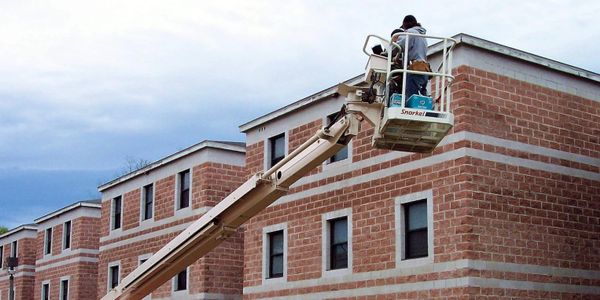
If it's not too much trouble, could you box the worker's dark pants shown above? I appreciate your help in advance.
[405,74,428,101]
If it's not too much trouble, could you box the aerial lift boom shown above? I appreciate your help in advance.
[103,32,456,300]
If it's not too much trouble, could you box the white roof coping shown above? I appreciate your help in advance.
[98,140,246,192]
[239,33,599,133]
[34,200,101,224]
[0,224,37,240]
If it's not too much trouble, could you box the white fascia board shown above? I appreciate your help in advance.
[98,140,245,192]
[238,75,364,133]
[0,225,37,241]
[34,202,101,224]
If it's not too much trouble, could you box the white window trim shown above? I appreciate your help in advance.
[322,208,352,277]
[395,189,434,268]
[107,260,121,292]
[43,228,52,257]
[174,169,193,213]
[171,266,190,297]
[322,114,353,169]
[59,276,70,300]
[261,223,288,285]
[110,196,124,232]
[263,131,288,171]
[140,183,156,223]
[41,280,50,300]
[62,221,72,251]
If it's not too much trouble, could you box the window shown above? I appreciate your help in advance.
[267,230,284,278]
[327,113,348,163]
[63,221,71,250]
[322,208,352,275]
[269,133,285,168]
[41,283,50,300]
[173,268,187,291]
[329,217,348,269]
[262,223,287,283]
[108,263,120,290]
[142,184,154,220]
[395,190,433,266]
[60,279,69,300]
[11,240,17,257]
[177,170,190,210]
[404,200,428,259]
[111,196,122,230]
[0,245,3,269]
[44,227,52,255]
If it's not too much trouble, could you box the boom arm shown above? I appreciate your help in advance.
[103,99,382,300]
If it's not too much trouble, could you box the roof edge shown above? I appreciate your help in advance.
[450,33,600,82]
[0,224,37,239]
[239,75,363,133]
[98,140,246,192]
[34,200,102,224]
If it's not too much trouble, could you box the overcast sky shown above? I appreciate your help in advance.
[0,0,598,229]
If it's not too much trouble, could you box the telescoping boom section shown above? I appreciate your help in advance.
[103,33,456,300]
[103,103,376,300]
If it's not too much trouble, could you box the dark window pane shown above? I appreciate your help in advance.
[64,221,71,249]
[407,201,427,230]
[144,184,154,219]
[175,269,187,291]
[332,219,348,244]
[404,200,428,259]
[268,230,284,278]
[270,231,283,254]
[113,196,122,230]
[110,266,119,289]
[331,244,348,269]
[61,280,69,300]
[45,228,52,255]
[0,246,3,268]
[11,240,17,257]
[269,134,285,167]
[43,284,49,300]
[406,229,428,258]
[179,171,190,209]
[269,254,283,278]
[329,217,348,270]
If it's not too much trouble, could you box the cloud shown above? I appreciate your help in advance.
[0,0,598,171]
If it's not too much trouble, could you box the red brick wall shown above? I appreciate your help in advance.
[98,161,246,299]
[242,65,600,299]
[0,237,36,300]
[33,261,99,300]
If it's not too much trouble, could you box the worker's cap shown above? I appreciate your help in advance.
[403,15,417,24]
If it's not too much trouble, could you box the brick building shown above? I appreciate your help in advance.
[0,225,37,300]
[33,200,101,300]
[97,140,247,299]
[238,34,600,299]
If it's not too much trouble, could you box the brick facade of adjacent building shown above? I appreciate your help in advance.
[97,141,247,299]
[33,201,101,300]
[239,35,600,299]
[0,226,37,300]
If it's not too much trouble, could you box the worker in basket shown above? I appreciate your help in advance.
[394,15,432,104]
